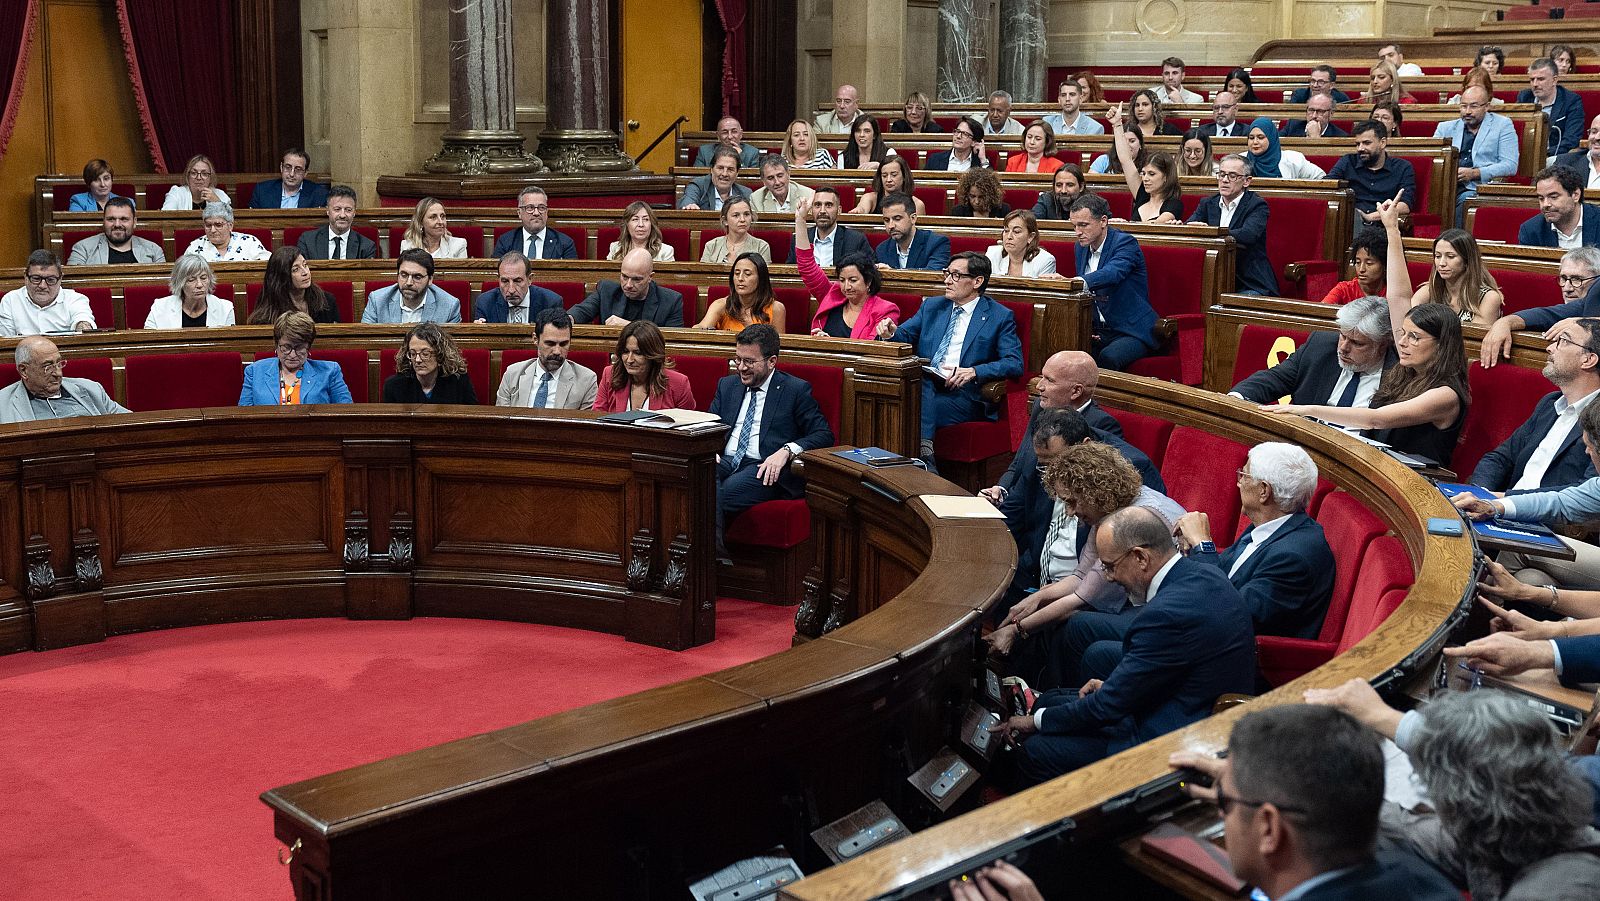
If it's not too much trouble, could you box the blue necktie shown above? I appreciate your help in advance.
[932,306,964,371]
[1335,374,1360,407]
[736,386,760,461]
[533,370,553,408]
[526,232,538,260]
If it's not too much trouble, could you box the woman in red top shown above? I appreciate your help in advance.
[1321,226,1389,304]
[793,205,900,339]
[593,320,696,412]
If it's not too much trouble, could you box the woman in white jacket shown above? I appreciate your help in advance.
[160,154,231,211]
[986,210,1060,279]
[144,254,237,329]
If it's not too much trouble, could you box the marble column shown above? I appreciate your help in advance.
[937,0,985,103]
[422,0,543,174]
[537,0,635,172]
[997,0,1046,102]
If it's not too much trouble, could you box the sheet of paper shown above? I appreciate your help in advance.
[921,494,1005,519]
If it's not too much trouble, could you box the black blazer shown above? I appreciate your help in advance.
[923,150,988,171]
[1188,190,1277,296]
[381,371,479,405]
[491,227,579,260]
[784,224,873,264]
[1196,122,1245,139]
[1295,853,1460,900]
[1191,512,1336,639]
[472,286,564,323]
[709,370,834,496]
[296,224,378,261]
[1471,390,1598,492]
[1230,331,1397,406]
[569,281,684,327]
[1279,119,1348,138]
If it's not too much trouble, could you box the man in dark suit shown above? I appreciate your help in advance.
[1553,113,1600,185]
[1280,94,1349,138]
[1070,193,1157,371]
[1472,318,1600,492]
[1196,91,1241,139]
[296,185,377,260]
[872,193,951,272]
[1287,65,1353,104]
[678,147,754,211]
[1518,57,1587,156]
[1030,166,1086,221]
[248,149,329,209]
[1188,154,1277,296]
[985,350,1130,508]
[784,188,870,266]
[922,117,990,172]
[691,117,762,168]
[472,252,563,324]
[568,248,684,327]
[876,251,1021,462]
[992,506,1256,787]
[1169,706,1461,901]
[710,324,834,549]
[490,186,579,260]
[1230,295,1396,408]
[1519,165,1600,249]
[1175,442,1336,639]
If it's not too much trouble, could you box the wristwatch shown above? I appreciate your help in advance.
[784,442,802,457]
[1188,541,1216,556]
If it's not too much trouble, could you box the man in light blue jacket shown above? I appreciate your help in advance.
[361,248,462,324]
[1433,85,1519,223]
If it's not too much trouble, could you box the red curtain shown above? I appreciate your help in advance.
[712,0,747,121]
[114,0,240,173]
[0,0,40,160]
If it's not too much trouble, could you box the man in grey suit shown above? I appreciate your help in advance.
[496,307,598,409]
[0,336,129,423]
[296,185,377,260]
[360,248,462,324]
[569,248,684,327]
[678,146,753,211]
[66,198,165,266]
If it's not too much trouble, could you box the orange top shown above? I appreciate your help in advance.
[279,375,302,405]
[1005,154,1065,174]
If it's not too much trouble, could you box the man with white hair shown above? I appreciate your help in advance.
[1229,294,1396,411]
[983,90,1023,136]
[1174,442,1336,639]
[0,336,128,423]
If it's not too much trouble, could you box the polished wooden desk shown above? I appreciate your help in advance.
[0,409,722,655]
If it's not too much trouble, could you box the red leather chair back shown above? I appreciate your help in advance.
[1104,406,1174,469]
[1470,205,1534,244]
[1313,490,1387,639]
[668,354,732,410]
[1457,361,1550,480]
[124,352,245,411]
[1336,535,1414,654]
[1159,426,1249,545]
[780,362,845,436]
[1230,324,1310,389]
[78,287,114,329]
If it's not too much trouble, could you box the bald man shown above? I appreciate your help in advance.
[568,247,685,327]
[815,84,860,134]
[0,336,128,423]
[693,117,762,168]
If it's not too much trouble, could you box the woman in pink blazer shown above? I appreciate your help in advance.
[593,320,698,412]
[792,205,899,339]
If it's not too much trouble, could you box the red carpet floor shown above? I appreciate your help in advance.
[0,602,796,900]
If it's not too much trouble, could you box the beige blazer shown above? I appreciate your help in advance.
[495,357,598,410]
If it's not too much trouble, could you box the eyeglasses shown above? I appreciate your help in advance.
[407,349,436,360]
[953,129,974,139]
[276,343,310,357]
[1396,329,1434,347]
[518,204,549,213]
[1236,467,1258,483]
[1098,543,1152,573]
[25,359,65,373]
[1558,273,1599,287]
[24,274,61,287]
[1460,101,1489,111]
[733,355,767,370]
[281,163,308,175]
[1551,333,1599,355]
[1213,788,1309,818]
[1215,171,1247,182]
[942,269,975,281]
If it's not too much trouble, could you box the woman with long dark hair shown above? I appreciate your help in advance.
[840,114,893,171]
[593,320,697,412]
[1411,228,1503,324]
[850,156,926,215]
[696,252,785,332]
[249,246,338,324]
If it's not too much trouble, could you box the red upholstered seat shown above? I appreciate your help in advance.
[750,228,792,264]
[1160,427,1249,545]
[880,291,923,325]
[913,185,948,215]
[668,354,731,409]
[78,287,114,330]
[661,283,701,325]
[1103,406,1174,468]
[1492,266,1564,315]
[1307,478,1336,517]
[1003,188,1039,213]
[1396,154,1442,237]
[1127,243,1208,385]
[1255,490,1386,684]
[1503,5,1553,19]
[543,281,588,309]
[1469,205,1535,244]
[660,228,692,262]
[727,499,811,549]
[378,347,489,403]
[1262,195,1340,300]
[124,352,245,411]
[866,231,890,251]
[704,286,813,334]
[948,234,994,256]
[1336,536,1414,654]
[1567,3,1600,17]
[1103,192,1132,219]
[1230,324,1310,389]
[1457,361,1549,479]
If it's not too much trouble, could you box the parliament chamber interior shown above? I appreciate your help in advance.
[6,0,1600,899]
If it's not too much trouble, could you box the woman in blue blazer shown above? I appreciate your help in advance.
[239,311,354,406]
[68,159,131,212]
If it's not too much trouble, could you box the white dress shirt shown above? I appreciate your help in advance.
[1324,367,1382,410]
[531,368,561,407]
[1084,237,1106,274]
[1041,502,1079,584]
[985,118,1024,136]
[1217,195,1242,228]
[945,154,975,173]
[399,235,468,259]
[1227,513,1292,578]
[1554,211,1586,250]
[1513,389,1598,491]
[0,288,97,336]
[812,228,837,268]
[326,228,356,260]
[399,302,425,324]
[723,370,776,461]
[938,298,979,372]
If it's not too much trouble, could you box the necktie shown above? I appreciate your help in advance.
[932,306,965,372]
[533,370,553,408]
[1227,531,1254,578]
[509,304,525,324]
[1335,373,1360,407]
[736,386,760,461]
[332,236,343,260]
[526,232,539,260]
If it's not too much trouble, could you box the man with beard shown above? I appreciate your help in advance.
[496,306,598,410]
[1480,247,1600,367]
[1519,165,1600,249]
[1326,121,1415,231]
[66,198,165,265]
[1031,166,1087,221]
[990,505,1254,788]
[1229,294,1396,424]
[1471,318,1600,491]
[871,193,950,271]
[360,248,462,323]
[784,188,870,266]
[1434,85,1519,218]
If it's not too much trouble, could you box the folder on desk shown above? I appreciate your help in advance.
[1436,483,1567,554]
